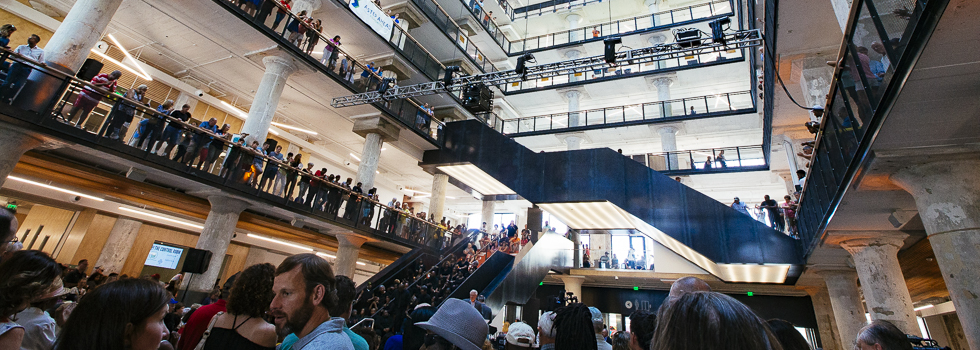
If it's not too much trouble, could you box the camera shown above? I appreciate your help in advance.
[70,195,81,203]
[194,89,204,97]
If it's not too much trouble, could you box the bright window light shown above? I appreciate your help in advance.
[7,176,105,202]
[118,207,203,229]
[247,233,313,251]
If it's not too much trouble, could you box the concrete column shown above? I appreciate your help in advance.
[355,133,384,189]
[892,158,980,349]
[829,0,852,34]
[559,275,585,302]
[591,233,612,267]
[566,14,582,42]
[0,126,47,187]
[481,199,495,231]
[817,268,867,350]
[565,90,582,150]
[242,54,298,145]
[44,0,124,72]
[335,235,368,278]
[186,195,250,297]
[429,174,450,224]
[94,217,142,274]
[644,0,660,27]
[570,230,581,268]
[647,35,668,69]
[650,76,674,117]
[352,116,400,190]
[566,50,582,83]
[804,286,842,350]
[656,126,679,170]
[840,233,920,336]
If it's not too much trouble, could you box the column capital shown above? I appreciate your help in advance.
[647,74,675,89]
[643,0,661,7]
[262,54,299,76]
[647,34,669,46]
[811,266,859,279]
[557,87,589,103]
[564,13,582,25]
[836,232,908,255]
[655,125,679,135]
[891,157,980,234]
[337,234,369,248]
[206,194,251,215]
[351,114,401,142]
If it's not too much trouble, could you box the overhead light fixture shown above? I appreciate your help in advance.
[118,207,203,229]
[356,261,367,266]
[268,129,280,136]
[7,176,105,202]
[914,305,934,311]
[349,153,361,162]
[403,189,431,195]
[316,252,337,259]
[247,233,313,251]
[106,34,152,80]
[381,147,387,151]
[271,122,317,135]
[89,49,152,81]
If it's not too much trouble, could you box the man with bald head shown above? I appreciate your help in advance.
[667,276,711,303]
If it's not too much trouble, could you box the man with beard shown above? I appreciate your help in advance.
[270,254,354,350]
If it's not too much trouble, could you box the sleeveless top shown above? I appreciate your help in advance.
[201,315,274,350]
[0,320,23,337]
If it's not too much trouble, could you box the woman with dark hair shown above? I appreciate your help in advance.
[199,263,277,350]
[400,305,437,350]
[553,303,599,350]
[652,292,783,350]
[611,331,631,350]
[0,250,63,349]
[766,319,812,350]
[55,279,170,350]
[856,320,913,350]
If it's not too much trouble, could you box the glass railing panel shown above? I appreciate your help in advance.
[643,102,664,119]
[551,114,569,130]
[624,105,644,121]
[503,119,519,133]
[728,91,754,109]
[585,109,604,126]
[605,107,625,124]
[838,48,876,126]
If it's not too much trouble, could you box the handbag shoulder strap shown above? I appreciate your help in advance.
[193,311,224,350]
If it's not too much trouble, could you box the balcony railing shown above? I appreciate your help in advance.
[497,91,754,135]
[500,50,744,93]
[629,145,767,174]
[463,0,734,55]
[410,0,501,73]
[213,0,446,140]
[0,50,454,251]
[795,0,944,255]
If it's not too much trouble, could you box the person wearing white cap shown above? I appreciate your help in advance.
[589,307,612,350]
[505,322,536,349]
[414,298,488,350]
[537,311,557,350]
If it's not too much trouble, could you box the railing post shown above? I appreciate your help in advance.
[736,146,742,166]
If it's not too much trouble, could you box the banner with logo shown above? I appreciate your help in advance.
[349,0,394,39]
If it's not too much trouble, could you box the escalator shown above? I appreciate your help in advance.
[440,233,573,320]
[357,230,478,294]
[422,120,803,284]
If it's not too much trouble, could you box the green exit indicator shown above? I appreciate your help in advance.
[633,286,639,291]
[539,282,544,286]
[747,292,754,297]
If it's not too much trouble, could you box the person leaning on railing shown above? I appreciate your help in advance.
[63,70,120,129]
[104,84,147,141]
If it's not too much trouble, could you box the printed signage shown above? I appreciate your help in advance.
[349,0,394,40]
[144,243,184,270]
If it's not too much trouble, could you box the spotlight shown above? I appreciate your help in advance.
[674,28,702,48]
[377,77,395,96]
[603,37,622,64]
[443,66,461,87]
[515,53,535,80]
[709,18,731,44]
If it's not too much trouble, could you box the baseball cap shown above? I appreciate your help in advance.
[506,322,535,347]
[537,311,557,338]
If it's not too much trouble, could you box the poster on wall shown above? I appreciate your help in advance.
[349,0,394,39]
[144,243,184,270]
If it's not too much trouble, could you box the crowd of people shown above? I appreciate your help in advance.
[0,206,925,350]
[729,192,800,238]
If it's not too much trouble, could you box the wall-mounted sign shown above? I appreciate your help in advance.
[145,243,184,270]
[349,0,394,39]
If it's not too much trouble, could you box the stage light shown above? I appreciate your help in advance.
[377,77,394,95]
[604,37,622,64]
[674,28,702,48]
[515,53,535,80]
[710,18,731,44]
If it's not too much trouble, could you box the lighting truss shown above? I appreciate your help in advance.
[331,29,762,108]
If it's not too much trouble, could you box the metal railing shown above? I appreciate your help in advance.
[461,0,734,55]
[795,0,944,255]
[629,145,766,173]
[497,91,753,134]
[410,0,501,73]
[215,0,446,141]
[500,50,744,93]
[0,50,454,251]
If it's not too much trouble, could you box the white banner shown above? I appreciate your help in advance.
[349,0,394,39]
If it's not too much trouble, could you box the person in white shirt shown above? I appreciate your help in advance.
[0,34,45,103]
[15,282,66,350]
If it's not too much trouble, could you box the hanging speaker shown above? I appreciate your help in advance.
[182,248,212,274]
[76,59,104,81]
